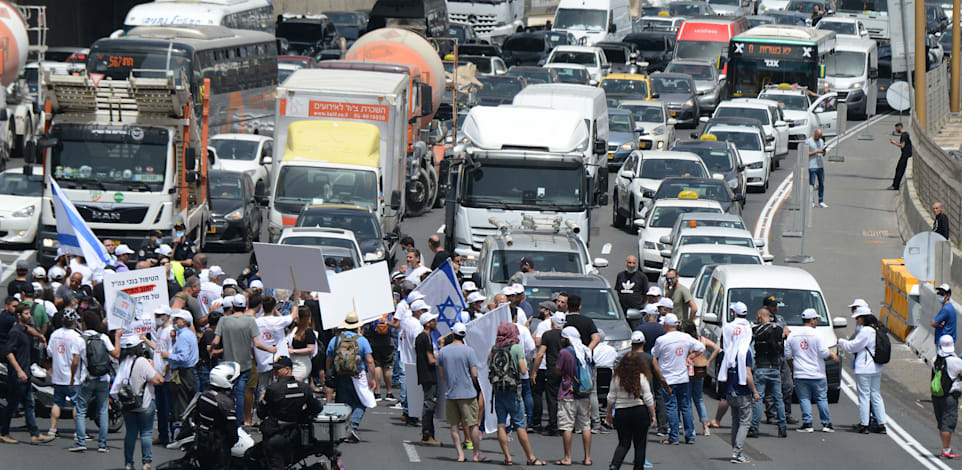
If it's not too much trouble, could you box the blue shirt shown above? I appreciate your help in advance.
[634,320,665,354]
[437,343,481,399]
[935,302,958,344]
[326,331,373,372]
[169,327,199,369]
[806,136,825,169]
[726,351,754,396]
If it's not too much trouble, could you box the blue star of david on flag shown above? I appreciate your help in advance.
[436,296,461,329]
[412,259,467,335]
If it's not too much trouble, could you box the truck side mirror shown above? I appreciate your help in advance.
[207,147,217,167]
[185,171,199,183]
[593,139,606,155]
[185,152,197,171]
[869,68,879,79]
[390,190,401,210]
[608,23,617,33]
[471,272,484,289]
[39,136,61,150]
[419,83,433,117]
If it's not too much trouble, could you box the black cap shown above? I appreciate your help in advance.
[150,229,163,238]
[174,221,186,229]
[763,296,779,307]
[520,257,533,267]
[273,356,294,370]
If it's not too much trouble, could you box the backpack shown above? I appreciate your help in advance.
[374,314,392,336]
[933,356,955,397]
[488,345,521,393]
[867,325,891,365]
[334,332,362,376]
[565,346,594,398]
[84,332,114,378]
[118,357,147,412]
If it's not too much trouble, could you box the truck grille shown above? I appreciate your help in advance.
[469,226,498,250]
[75,205,149,224]
[867,28,885,38]
[449,13,499,34]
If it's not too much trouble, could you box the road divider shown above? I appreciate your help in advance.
[879,258,920,341]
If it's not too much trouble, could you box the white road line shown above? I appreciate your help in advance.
[402,440,422,462]
[437,224,445,233]
[841,370,950,470]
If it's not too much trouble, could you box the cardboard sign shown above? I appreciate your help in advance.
[104,267,170,331]
[110,291,135,325]
[317,262,394,330]
[253,242,331,293]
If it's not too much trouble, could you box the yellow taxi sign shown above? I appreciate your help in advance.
[678,190,699,199]
[444,53,455,61]
[658,10,670,16]
[777,83,793,90]
[700,134,717,141]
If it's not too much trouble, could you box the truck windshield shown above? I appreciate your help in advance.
[554,8,607,31]
[462,164,585,210]
[675,40,728,62]
[50,125,168,191]
[837,0,887,13]
[825,51,867,78]
[87,48,191,84]
[273,166,377,214]
[209,140,259,160]
[490,250,583,283]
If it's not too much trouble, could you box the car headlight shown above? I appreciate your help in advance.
[653,125,666,136]
[375,250,384,259]
[748,162,764,169]
[620,142,634,151]
[657,141,665,149]
[461,255,478,268]
[225,209,243,221]
[852,81,864,89]
[42,237,59,248]
[644,241,656,249]
[607,339,631,352]
[684,99,694,107]
[794,118,808,126]
[12,205,34,217]
[727,179,738,189]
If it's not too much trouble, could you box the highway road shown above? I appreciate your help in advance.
[1,113,957,469]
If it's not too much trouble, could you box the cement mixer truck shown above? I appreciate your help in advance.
[0,2,37,167]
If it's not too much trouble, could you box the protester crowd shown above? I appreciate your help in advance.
[9,228,961,469]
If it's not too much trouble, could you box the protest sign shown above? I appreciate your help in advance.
[317,262,393,330]
[253,242,331,293]
[104,267,169,331]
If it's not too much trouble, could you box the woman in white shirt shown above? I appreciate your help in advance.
[110,337,164,470]
[605,352,656,470]
[838,307,886,434]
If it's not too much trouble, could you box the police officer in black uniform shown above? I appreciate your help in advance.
[257,356,323,469]
[193,361,240,470]
[762,296,798,425]
[138,229,165,262]
[172,221,197,266]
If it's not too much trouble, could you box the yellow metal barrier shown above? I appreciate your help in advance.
[880,258,918,341]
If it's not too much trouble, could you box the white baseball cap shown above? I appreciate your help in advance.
[209,266,225,278]
[250,280,264,289]
[32,266,46,279]
[660,313,680,326]
[500,286,514,296]
[467,292,486,304]
[115,244,135,256]
[940,334,956,356]
[153,305,171,316]
[848,298,869,308]
[233,293,247,308]
[410,300,430,312]
[120,335,144,348]
[631,330,646,344]
[223,278,238,288]
[155,244,173,257]
[172,310,193,324]
[647,286,662,296]
[938,283,952,294]
[551,311,567,327]
[49,266,66,280]
[511,283,525,295]
[452,322,467,336]
[642,304,660,317]
[420,312,438,325]
[408,291,425,302]
[462,281,478,292]
[657,298,674,310]
[730,301,748,317]
[221,296,234,308]
[800,308,819,320]
[851,306,873,318]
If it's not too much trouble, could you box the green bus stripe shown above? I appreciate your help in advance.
[734,37,819,46]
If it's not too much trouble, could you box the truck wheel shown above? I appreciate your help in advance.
[405,168,434,217]
[12,134,23,160]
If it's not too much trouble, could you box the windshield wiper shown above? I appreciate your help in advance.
[126,181,152,192]
[65,178,106,191]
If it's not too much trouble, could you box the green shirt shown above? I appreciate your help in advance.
[23,300,48,331]
[669,284,693,320]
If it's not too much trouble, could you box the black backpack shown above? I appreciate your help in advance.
[84,332,114,377]
[932,355,956,397]
[867,325,891,365]
[488,345,521,393]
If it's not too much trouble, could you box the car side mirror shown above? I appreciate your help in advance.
[668,118,678,126]
[593,257,609,268]
[753,238,765,247]
[712,173,725,180]
[718,73,726,81]
[699,116,709,123]
[261,155,272,166]
[869,68,879,79]
[626,308,642,320]
[762,254,775,262]
[642,188,655,198]
[619,169,633,179]
[390,190,402,210]
[593,139,607,155]
[733,193,745,202]
[659,235,671,244]
[185,151,197,171]
[384,231,399,244]
[635,123,646,133]
[471,272,484,288]
[775,120,788,127]
[833,317,848,328]
[633,218,646,228]
[651,91,660,99]
[690,132,700,139]
[765,145,775,152]
[608,23,617,33]
[702,312,719,324]
[659,249,671,258]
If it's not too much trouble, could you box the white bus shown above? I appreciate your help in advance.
[118,0,274,35]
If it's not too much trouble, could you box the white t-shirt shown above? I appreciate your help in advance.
[43,300,57,319]
[399,316,422,365]
[405,265,431,285]
[198,281,223,316]
[254,316,293,373]
[593,343,617,369]
[518,324,536,379]
[69,260,93,286]
[534,318,552,340]
[784,325,830,379]
[651,330,705,385]
[47,328,84,385]
[395,300,412,323]
[80,330,116,382]
[515,307,528,328]
[153,325,173,380]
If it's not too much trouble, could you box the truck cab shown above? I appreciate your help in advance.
[445,0,525,44]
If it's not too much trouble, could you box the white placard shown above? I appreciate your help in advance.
[253,242,332,293]
[317,262,394,330]
[104,267,170,331]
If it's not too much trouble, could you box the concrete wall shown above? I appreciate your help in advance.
[272,0,377,14]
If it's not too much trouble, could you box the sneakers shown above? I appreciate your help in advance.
[391,403,404,410]
[462,441,475,450]
[68,444,87,452]
[702,423,711,436]
[143,463,152,470]
[877,424,887,434]
[98,447,109,453]
[31,434,55,444]
[746,428,759,438]
[45,429,57,437]
[655,431,668,437]
[778,427,787,438]
[821,424,835,433]
[857,425,870,434]
[942,450,960,459]
[730,455,751,464]
[386,393,396,401]
[125,465,135,470]
[785,416,799,425]
[819,202,828,208]
[0,434,17,444]
[797,423,814,433]
[345,428,360,443]
[644,459,653,468]
[420,437,442,447]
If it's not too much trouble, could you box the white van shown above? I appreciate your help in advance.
[552,0,631,45]
[513,83,610,203]
[696,265,848,403]
[824,36,878,120]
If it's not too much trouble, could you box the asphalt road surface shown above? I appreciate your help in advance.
[2,113,957,469]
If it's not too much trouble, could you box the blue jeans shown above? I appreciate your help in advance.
[124,401,155,467]
[795,378,831,425]
[752,368,786,429]
[689,377,708,422]
[664,382,694,443]
[232,369,251,427]
[808,168,825,203]
[196,364,211,393]
[397,358,408,414]
[0,377,39,436]
[855,373,886,426]
[75,379,109,448]
[155,383,171,441]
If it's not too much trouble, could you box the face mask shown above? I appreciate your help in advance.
[626,267,637,273]
[937,295,946,304]
[155,318,166,328]
[175,231,185,239]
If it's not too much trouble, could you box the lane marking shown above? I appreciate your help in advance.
[437,224,445,233]
[402,440,422,462]
[841,370,950,470]
[601,242,612,255]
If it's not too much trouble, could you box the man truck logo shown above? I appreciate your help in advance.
[89,209,121,221]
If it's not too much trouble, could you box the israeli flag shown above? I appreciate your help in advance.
[50,179,111,270]
[413,259,467,335]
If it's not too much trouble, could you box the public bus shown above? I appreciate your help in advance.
[121,0,275,34]
[673,16,749,75]
[87,25,278,134]
[726,26,836,97]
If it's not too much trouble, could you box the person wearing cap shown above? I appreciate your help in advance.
[399,299,430,425]
[634,304,664,354]
[513,283,535,322]
[533,301,558,341]
[437,322,485,462]
[31,266,46,288]
[651,313,705,444]
[45,308,84,438]
[615,256,649,324]
[785,308,839,433]
[138,230,165,261]
[462,281,479,296]
[258,355,323,467]
[532,311,566,435]
[172,221,198,264]
[749,307,788,438]
[933,284,957,345]
[198,267,225,317]
[656,298,673,317]
[168,310,199,424]
[717,302,759,464]
[635,303,669,437]
[391,282,418,414]
[7,259,30,298]
[664,269,697,323]
[69,312,122,452]
[932,335,962,459]
[20,283,50,336]
[0,303,56,445]
[415,311,442,446]
[428,234,450,270]
[148,305,175,445]
[49,265,66,291]
[462,292,487,322]
[113,244,135,272]
[838,306,887,434]
[645,286,662,308]
[760,295,796,426]
[326,311,377,442]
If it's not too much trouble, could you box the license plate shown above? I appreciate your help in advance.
[670,111,678,116]
[608,153,614,159]
[207,226,217,234]
[639,142,651,149]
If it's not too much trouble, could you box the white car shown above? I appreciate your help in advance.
[612,150,711,228]
[634,197,723,277]
[277,63,302,84]
[659,225,771,264]
[208,134,273,202]
[702,123,773,191]
[543,63,592,85]
[659,243,765,289]
[278,226,366,267]
[815,17,870,39]
[711,99,790,159]
[0,165,42,244]
[757,0,790,13]
[758,86,839,145]
[618,100,676,150]
[545,45,610,85]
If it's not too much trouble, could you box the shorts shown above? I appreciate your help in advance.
[446,397,480,427]
[246,368,259,390]
[53,384,78,408]
[933,393,960,432]
[558,398,590,433]
[372,345,395,369]
[494,390,526,429]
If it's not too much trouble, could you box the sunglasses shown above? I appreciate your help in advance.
[665,277,676,281]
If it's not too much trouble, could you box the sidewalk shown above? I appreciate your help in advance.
[769,113,935,414]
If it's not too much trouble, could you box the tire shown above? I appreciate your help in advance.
[405,167,435,217]
[243,228,254,253]
[612,193,625,228]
